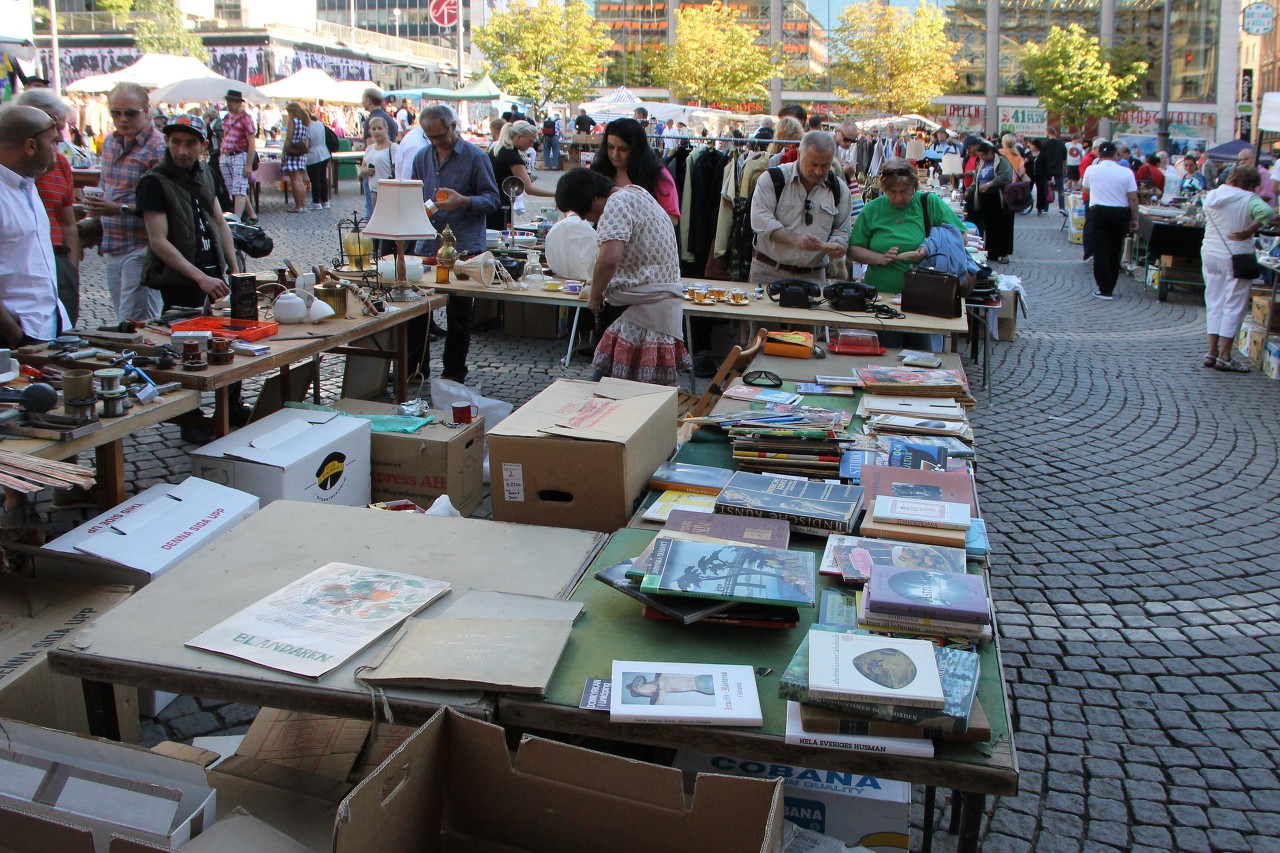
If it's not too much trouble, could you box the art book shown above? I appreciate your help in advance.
[818,535,967,585]
[639,537,817,608]
[783,702,935,758]
[610,660,762,726]
[596,561,737,624]
[886,438,948,471]
[187,563,451,679]
[860,466,978,515]
[866,566,990,624]
[798,694,993,744]
[857,395,965,421]
[858,503,968,549]
[640,490,718,523]
[838,450,889,484]
[855,591,993,641]
[806,629,945,708]
[854,366,969,394]
[648,462,736,496]
[870,496,971,531]
[867,415,970,437]
[780,626,980,733]
[641,604,799,630]
[722,385,803,405]
[878,434,975,460]
[661,510,791,549]
[714,471,864,536]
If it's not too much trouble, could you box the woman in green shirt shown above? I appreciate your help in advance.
[848,158,966,295]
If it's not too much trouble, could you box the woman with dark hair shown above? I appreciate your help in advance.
[555,168,690,386]
[589,117,680,223]
[972,141,1015,263]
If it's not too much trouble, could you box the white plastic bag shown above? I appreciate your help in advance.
[429,378,513,434]
[425,495,461,517]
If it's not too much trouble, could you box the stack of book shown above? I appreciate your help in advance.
[852,366,974,407]
[728,422,851,478]
[595,510,812,629]
[640,461,735,522]
[714,470,864,536]
[860,563,993,641]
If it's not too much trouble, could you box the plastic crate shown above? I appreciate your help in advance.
[168,317,280,341]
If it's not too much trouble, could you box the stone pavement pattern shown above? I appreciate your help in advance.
[53,182,1280,851]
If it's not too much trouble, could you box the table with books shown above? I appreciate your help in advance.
[500,358,1015,853]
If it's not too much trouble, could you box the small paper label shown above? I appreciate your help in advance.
[501,463,524,502]
[579,677,612,710]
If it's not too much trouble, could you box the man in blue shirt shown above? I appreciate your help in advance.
[410,104,500,384]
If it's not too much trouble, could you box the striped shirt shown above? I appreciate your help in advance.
[101,124,166,255]
[34,154,75,248]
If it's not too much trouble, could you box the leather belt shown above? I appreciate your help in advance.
[752,250,823,274]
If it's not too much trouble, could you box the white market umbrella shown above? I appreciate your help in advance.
[152,76,270,106]
[67,54,220,93]
[259,68,347,103]
[579,86,641,111]
[330,80,379,105]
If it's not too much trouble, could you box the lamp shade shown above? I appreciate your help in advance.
[363,180,437,240]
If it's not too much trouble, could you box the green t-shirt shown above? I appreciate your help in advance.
[849,191,967,294]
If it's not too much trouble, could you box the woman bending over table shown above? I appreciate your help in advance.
[589,118,680,224]
[555,168,691,386]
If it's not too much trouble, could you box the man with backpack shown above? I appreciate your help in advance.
[748,130,851,290]
[542,113,562,171]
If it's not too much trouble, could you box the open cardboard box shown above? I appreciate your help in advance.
[333,708,785,852]
[488,378,677,532]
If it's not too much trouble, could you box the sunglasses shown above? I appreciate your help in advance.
[110,108,144,119]
[804,199,812,226]
[743,370,783,388]
[881,166,915,177]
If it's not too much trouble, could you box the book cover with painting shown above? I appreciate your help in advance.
[714,471,864,535]
[818,535,967,584]
[806,629,945,708]
[866,566,990,624]
[639,537,817,608]
[609,660,762,725]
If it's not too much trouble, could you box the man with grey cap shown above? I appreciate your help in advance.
[748,130,851,289]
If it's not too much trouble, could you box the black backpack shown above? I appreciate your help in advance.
[324,123,340,154]
[767,166,845,214]
[543,117,557,136]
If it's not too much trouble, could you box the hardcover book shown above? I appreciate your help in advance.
[783,702,935,758]
[886,438,948,471]
[610,660,763,726]
[641,604,799,629]
[779,625,980,733]
[595,561,737,624]
[661,510,791,549]
[714,471,864,536]
[798,695,993,743]
[870,496,971,531]
[648,462,736,496]
[640,490,718,523]
[860,466,978,515]
[858,505,968,549]
[639,537,817,608]
[866,566,990,624]
[806,629,945,708]
[818,534,967,584]
[856,591,993,640]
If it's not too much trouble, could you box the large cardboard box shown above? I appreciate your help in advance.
[0,718,216,852]
[502,302,571,339]
[331,399,484,515]
[333,708,785,853]
[1263,339,1280,379]
[675,751,910,852]
[487,378,677,532]
[996,288,1021,342]
[191,409,371,508]
[42,478,259,585]
[0,576,137,740]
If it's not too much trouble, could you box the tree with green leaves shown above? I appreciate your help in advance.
[473,0,611,113]
[134,0,208,62]
[1018,24,1147,133]
[828,1,958,115]
[653,1,772,106]
[95,0,135,15]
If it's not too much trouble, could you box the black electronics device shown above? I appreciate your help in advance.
[767,279,822,309]
[823,280,877,312]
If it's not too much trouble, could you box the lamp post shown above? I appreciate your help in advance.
[1156,0,1172,154]
[393,7,401,40]
[49,0,61,94]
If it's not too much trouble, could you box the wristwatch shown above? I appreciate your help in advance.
[119,203,131,217]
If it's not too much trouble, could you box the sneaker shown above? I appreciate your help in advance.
[307,202,323,211]
[321,202,332,209]
[1092,291,1114,300]
[51,485,99,511]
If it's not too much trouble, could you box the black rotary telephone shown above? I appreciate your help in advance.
[767,279,822,309]
[823,280,877,312]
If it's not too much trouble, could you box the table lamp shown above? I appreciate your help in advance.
[362,179,437,302]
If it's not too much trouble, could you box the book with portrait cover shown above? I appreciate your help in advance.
[610,660,762,725]
[866,565,991,624]
[714,471,863,536]
[806,629,945,708]
[818,534,967,584]
[648,462,736,496]
[639,537,817,608]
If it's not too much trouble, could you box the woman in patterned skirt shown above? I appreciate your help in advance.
[554,168,691,386]
[281,101,311,213]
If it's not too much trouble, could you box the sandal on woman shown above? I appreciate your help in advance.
[1203,354,1217,368]
[1214,358,1251,373]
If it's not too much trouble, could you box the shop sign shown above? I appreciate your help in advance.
[1242,2,1275,35]
[1113,109,1216,136]
[1241,68,1254,102]
[943,104,985,134]
[430,0,458,28]
[996,106,1047,136]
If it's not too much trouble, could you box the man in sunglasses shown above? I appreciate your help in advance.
[86,82,166,324]
[749,130,850,291]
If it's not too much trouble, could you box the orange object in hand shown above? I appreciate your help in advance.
[435,189,448,202]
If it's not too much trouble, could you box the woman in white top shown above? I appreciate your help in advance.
[358,116,398,211]
[305,113,333,210]
[1158,153,1180,203]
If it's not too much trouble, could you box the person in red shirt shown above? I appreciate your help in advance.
[16,89,81,326]
[1135,153,1165,200]
[1079,138,1099,180]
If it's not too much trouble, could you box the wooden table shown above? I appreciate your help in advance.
[72,168,101,189]
[18,293,445,435]
[328,150,366,195]
[1,388,200,509]
[47,502,607,738]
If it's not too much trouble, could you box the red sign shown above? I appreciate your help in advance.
[429,0,458,28]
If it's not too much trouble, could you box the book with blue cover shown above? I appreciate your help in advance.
[714,471,864,536]
[639,537,817,608]
[865,566,991,624]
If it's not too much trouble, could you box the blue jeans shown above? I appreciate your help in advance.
[363,178,374,219]
[543,136,560,169]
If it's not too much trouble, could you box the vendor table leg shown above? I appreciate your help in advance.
[95,440,126,509]
[312,355,323,403]
[214,387,231,436]
[395,323,409,402]
[80,679,122,740]
[922,785,937,853]
[562,307,583,369]
[956,792,986,853]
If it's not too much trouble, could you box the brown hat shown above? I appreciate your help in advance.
[226,89,245,102]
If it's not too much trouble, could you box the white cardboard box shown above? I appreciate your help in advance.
[42,477,259,586]
[675,751,910,852]
[191,409,371,508]
[0,718,217,852]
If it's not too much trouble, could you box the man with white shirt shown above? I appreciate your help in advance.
[1080,141,1138,300]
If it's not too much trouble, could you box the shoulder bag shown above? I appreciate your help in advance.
[1205,203,1261,280]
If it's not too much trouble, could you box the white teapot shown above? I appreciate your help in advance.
[272,290,335,325]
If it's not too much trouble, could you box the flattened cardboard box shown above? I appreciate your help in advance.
[487,378,677,533]
[190,408,371,508]
[331,399,484,515]
[334,708,785,853]
[0,576,137,739]
[41,477,259,586]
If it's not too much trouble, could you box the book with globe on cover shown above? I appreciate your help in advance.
[806,629,945,709]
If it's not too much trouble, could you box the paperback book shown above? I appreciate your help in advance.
[867,415,970,438]
[870,496,971,531]
[858,503,968,549]
[639,537,817,608]
[648,462,736,496]
[640,490,718,523]
[798,694,993,743]
[641,604,799,629]
[661,510,791,549]
[856,591,993,641]
[610,660,763,725]
[886,438,948,471]
[818,535,967,584]
[722,385,803,405]
[838,450,889,484]
[857,395,965,421]
[779,625,981,733]
[714,471,864,536]
[783,702,936,758]
[595,561,736,624]
[806,629,945,708]
[878,434,975,460]
[866,565,990,624]
[860,466,978,515]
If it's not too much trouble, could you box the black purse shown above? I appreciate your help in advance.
[1207,208,1261,280]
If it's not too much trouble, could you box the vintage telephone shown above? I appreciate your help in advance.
[823,280,877,312]
[767,279,822,309]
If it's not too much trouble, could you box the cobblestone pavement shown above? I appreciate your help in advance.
[57,181,1280,852]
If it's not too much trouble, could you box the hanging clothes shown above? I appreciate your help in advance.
[684,147,727,277]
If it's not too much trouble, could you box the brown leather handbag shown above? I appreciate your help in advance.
[901,261,963,318]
